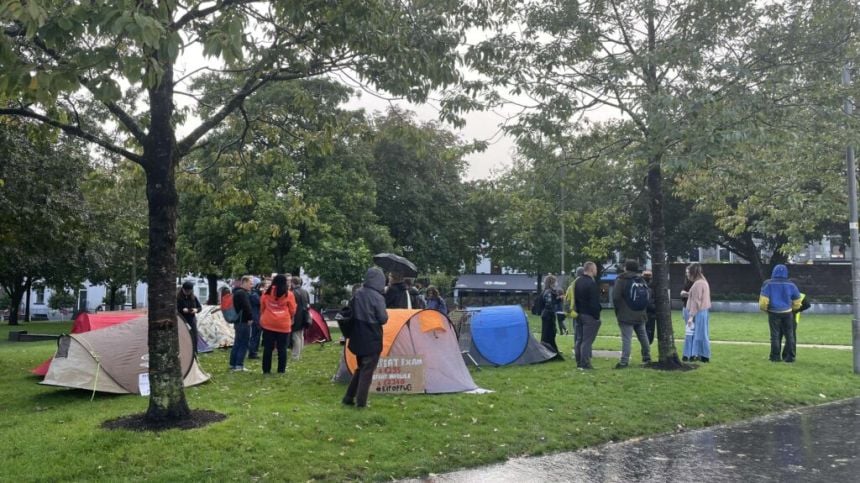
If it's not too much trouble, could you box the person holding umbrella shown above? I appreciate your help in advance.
[385,272,411,308]
[373,253,420,309]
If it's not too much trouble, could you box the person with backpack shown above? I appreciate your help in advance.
[574,262,601,369]
[290,275,311,361]
[611,260,652,368]
[539,274,562,356]
[683,263,712,362]
[260,274,297,374]
[177,280,202,354]
[229,276,256,372]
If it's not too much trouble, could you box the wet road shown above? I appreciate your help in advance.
[409,398,860,482]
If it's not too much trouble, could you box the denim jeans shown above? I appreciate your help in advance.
[248,321,262,357]
[229,321,251,368]
[618,321,651,365]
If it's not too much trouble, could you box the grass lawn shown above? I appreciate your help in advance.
[2,315,860,481]
[533,311,854,346]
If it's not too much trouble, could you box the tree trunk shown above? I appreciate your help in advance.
[143,56,190,423]
[647,158,683,367]
[207,274,219,305]
[131,257,137,309]
[109,284,118,311]
[5,275,25,326]
[24,276,32,322]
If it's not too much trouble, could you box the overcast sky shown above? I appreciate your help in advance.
[341,89,518,181]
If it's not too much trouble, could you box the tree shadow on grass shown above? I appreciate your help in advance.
[102,410,227,432]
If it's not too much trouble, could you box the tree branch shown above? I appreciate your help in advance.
[30,37,148,144]
[0,108,143,164]
[170,0,258,31]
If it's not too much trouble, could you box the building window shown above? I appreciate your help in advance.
[198,286,208,301]
[35,287,45,305]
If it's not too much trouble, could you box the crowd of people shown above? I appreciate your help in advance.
[541,260,809,369]
[176,259,811,410]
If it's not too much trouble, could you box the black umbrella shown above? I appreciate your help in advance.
[372,253,418,278]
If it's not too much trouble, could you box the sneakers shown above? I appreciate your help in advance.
[230,366,249,372]
[614,362,629,369]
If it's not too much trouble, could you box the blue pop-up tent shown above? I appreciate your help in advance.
[456,305,557,366]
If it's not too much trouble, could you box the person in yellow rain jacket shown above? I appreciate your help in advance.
[785,292,811,362]
[759,264,802,363]
[564,266,584,362]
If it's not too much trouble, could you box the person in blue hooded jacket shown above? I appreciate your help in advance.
[759,264,802,362]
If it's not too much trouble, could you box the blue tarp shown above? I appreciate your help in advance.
[468,305,529,366]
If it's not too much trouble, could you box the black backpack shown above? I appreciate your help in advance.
[624,276,650,311]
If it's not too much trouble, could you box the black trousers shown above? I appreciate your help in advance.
[344,352,381,407]
[768,312,795,361]
[262,329,289,373]
[541,310,559,353]
[781,318,798,361]
[645,313,657,345]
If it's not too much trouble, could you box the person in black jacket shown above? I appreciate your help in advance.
[643,270,657,345]
[385,272,411,309]
[343,267,389,408]
[540,275,562,355]
[177,281,202,354]
[229,276,255,372]
[574,262,602,369]
[248,277,262,359]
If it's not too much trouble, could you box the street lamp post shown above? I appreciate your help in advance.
[842,64,860,375]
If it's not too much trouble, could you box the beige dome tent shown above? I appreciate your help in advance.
[41,314,209,394]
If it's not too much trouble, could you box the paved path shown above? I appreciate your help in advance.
[406,397,860,482]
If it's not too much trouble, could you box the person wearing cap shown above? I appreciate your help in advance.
[177,280,202,354]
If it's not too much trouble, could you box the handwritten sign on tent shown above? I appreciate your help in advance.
[372,356,425,394]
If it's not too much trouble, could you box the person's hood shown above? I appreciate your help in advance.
[619,271,640,279]
[771,264,789,279]
[364,267,386,293]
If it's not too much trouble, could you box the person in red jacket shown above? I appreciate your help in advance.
[260,274,297,374]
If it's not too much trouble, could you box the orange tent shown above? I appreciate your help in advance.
[338,309,477,394]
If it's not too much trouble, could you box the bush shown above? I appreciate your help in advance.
[0,291,9,310]
[48,290,77,310]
